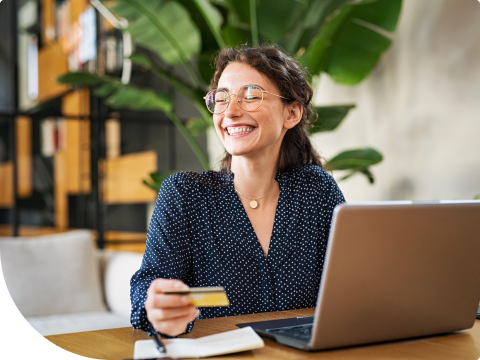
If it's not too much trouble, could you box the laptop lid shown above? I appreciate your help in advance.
[310,202,480,350]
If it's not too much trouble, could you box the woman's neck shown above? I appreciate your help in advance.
[230,155,278,198]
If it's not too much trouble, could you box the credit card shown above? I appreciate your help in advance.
[162,286,230,307]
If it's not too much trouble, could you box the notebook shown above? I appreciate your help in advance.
[237,201,480,351]
[133,327,263,358]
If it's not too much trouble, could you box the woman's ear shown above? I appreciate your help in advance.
[284,101,303,129]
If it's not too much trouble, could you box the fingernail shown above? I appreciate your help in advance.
[175,281,188,289]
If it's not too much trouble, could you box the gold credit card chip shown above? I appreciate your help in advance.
[163,286,230,307]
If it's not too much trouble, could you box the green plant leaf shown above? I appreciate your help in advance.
[108,0,201,65]
[198,50,217,85]
[129,52,210,123]
[279,0,338,54]
[339,167,375,184]
[143,170,175,192]
[328,147,383,170]
[300,0,402,85]
[326,20,391,85]
[222,23,251,46]
[222,0,251,28]
[93,81,118,97]
[299,3,353,80]
[308,105,355,133]
[57,72,106,86]
[255,0,304,43]
[58,72,122,97]
[192,0,225,48]
[352,0,403,33]
[129,53,153,67]
[106,86,172,113]
[186,117,212,137]
[249,0,258,45]
[106,0,163,20]
[165,111,210,170]
[474,194,480,200]
[130,53,205,99]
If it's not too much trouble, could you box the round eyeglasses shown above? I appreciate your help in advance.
[203,85,290,114]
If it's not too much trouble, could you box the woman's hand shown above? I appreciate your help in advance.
[145,278,200,337]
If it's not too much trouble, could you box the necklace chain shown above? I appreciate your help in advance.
[234,181,275,209]
[234,188,272,202]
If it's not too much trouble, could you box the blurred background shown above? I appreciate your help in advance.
[0,0,479,248]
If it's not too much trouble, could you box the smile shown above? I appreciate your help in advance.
[226,126,256,136]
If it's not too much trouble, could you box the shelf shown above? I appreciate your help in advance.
[100,151,158,204]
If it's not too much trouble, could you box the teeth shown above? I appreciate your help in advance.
[227,126,255,135]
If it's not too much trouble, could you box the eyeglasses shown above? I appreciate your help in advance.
[203,85,290,114]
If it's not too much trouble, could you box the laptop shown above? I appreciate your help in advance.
[237,201,480,351]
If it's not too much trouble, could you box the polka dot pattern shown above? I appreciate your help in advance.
[130,165,345,335]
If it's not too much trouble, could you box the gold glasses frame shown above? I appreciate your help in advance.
[203,85,290,114]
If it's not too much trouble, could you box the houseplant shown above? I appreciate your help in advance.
[59,0,402,190]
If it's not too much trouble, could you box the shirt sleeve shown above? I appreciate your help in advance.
[130,174,195,336]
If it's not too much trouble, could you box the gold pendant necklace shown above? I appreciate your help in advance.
[234,186,273,209]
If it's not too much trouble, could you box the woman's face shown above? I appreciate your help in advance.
[213,62,300,161]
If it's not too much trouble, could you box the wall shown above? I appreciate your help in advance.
[312,0,480,201]
[204,0,480,202]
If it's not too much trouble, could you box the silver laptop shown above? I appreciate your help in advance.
[237,202,480,351]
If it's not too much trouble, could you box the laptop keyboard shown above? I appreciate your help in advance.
[266,324,313,340]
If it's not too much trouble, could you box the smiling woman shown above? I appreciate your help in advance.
[210,47,323,174]
[130,46,346,338]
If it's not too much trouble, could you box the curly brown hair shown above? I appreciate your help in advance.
[211,46,324,173]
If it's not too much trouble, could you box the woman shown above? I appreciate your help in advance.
[130,46,345,337]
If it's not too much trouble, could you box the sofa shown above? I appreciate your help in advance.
[0,230,143,336]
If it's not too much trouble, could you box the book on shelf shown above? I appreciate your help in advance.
[41,118,66,157]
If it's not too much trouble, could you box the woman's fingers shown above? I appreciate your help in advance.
[149,278,188,293]
[145,278,200,337]
[147,292,190,308]
[146,278,190,309]
[149,307,200,337]
[148,304,197,321]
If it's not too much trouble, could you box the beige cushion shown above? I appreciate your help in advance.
[104,251,143,317]
[27,311,131,336]
[0,230,106,317]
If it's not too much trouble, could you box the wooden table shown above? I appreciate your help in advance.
[46,308,480,360]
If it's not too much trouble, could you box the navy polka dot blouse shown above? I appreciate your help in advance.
[130,164,345,335]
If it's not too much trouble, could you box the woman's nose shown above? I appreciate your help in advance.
[224,94,242,117]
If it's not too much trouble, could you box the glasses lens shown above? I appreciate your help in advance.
[238,86,263,111]
[206,90,229,114]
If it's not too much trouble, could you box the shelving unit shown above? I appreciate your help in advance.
[0,0,207,253]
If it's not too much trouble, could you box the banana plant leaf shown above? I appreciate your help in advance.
[129,53,205,101]
[107,0,201,66]
[339,167,375,184]
[57,0,402,184]
[106,86,172,112]
[328,147,383,170]
[308,104,355,134]
[300,0,402,85]
[219,0,251,28]
[58,72,172,113]
[255,0,305,43]
[58,72,108,86]
[186,117,212,137]
[143,170,176,192]
[328,147,383,184]
[191,0,225,48]
[59,71,210,169]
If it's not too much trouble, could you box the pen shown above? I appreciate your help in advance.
[152,333,167,354]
